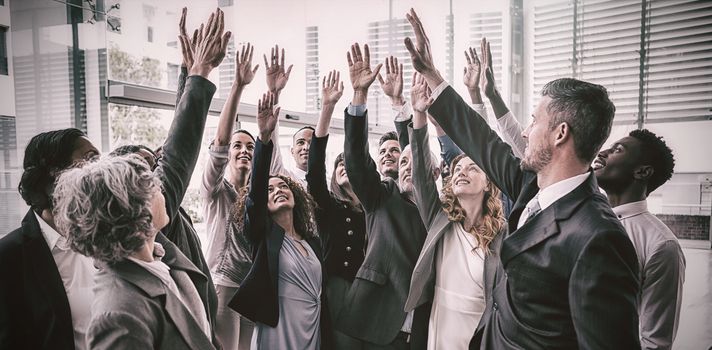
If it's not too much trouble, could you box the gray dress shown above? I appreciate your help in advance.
[252,235,322,349]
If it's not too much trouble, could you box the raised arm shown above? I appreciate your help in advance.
[405,9,529,201]
[175,7,196,106]
[343,43,386,212]
[158,8,228,220]
[409,73,442,229]
[201,43,259,199]
[263,45,297,179]
[308,70,344,208]
[378,56,411,149]
[245,92,280,244]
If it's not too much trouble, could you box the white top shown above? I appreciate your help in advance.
[612,200,685,350]
[35,212,95,350]
[428,223,486,349]
[517,172,590,229]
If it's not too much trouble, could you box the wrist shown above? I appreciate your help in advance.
[189,64,212,78]
[390,95,405,107]
[352,90,368,106]
[259,132,272,143]
[422,70,445,90]
[468,89,483,104]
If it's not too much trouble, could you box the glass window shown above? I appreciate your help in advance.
[0,26,7,75]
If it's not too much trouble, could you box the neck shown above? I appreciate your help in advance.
[272,210,300,239]
[228,167,250,189]
[604,184,647,208]
[131,235,156,262]
[459,195,485,231]
[295,163,307,173]
[537,160,589,189]
[40,209,61,235]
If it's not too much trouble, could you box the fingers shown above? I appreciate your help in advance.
[280,47,285,68]
[370,63,383,81]
[354,43,363,63]
[465,50,472,65]
[412,71,418,88]
[363,44,371,65]
[377,73,385,86]
[263,53,269,69]
[339,81,344,92]
[274,106,281,118]
[179,7,187,37]
[252,64,259,74]
[486,41,492,68]
[471,47,480,65]
[347,51,353,67]
[322,75,327,89]
[404,37,417,58]
[385,57,391,75]
[285,64,293,78]
[191,29,198,47]
[248,44,254,64]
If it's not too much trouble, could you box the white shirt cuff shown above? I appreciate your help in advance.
[429,81,450,102]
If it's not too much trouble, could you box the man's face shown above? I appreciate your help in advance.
[377,139,401,179]
[521,96,554,173]
[70,136,100,163]
[398,147,413,194]
[291,128,313,171]
[593,136,643,192]
[229,132,255,173]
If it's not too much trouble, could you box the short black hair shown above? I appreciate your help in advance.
[629,129,675,195]
[110,144,156,157]
[542,78,616,163]
[378,131,398,148]
[233,129,256,142]
[19,128,87,212]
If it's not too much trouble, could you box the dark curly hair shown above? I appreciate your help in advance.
[440,154,505,253]
[19,128,87,212]
[232,174,318,240]
[629,129,675,195]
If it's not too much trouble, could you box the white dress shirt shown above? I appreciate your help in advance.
[517,172,590,229]
[612,200,685,350]
[35,213,95,350]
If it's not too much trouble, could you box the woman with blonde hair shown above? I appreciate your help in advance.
[404,73,505,349]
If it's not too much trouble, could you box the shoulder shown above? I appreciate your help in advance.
[0,227,25,255]
[93,270,161,316]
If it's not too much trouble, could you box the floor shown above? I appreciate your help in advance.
[674,240,712,350]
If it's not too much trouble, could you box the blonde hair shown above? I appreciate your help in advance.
[440,154,504,253]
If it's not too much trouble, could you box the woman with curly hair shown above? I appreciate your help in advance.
[228,92,331,349]
[52,155,215,350]
[404,74,505,349]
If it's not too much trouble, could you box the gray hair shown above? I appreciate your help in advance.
[542,78,615,163]
[52,155,161,264]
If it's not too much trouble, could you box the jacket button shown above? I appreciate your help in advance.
[347,230,354,236]
[493,302,498,311]
[346,246,352,252]
[343,261,349,267]
[346,217,351,223]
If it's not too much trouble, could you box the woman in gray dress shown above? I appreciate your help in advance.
[228,92,332,349]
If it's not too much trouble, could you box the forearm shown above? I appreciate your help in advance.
[352,90,368,106]
[344,110,382,211]
[468,88,483,104]
[215,84,245,146]
[409,125,442,228]
[305,135,332,208]
[315,103,336,138]
[488,90,510,119]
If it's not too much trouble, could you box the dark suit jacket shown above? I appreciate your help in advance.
[0,75,219,350]
[338,110,430,347]
[428,87,640,350]
[228,138,333,348]
[87,236,215,350]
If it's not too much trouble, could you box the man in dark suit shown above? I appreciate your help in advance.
[336,42,433,350]
[0,8,227,349]
[404,9,640,349]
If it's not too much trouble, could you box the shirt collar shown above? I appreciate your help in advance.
[612,200,648,219]
[536,172,591,212]
[293,166,307,180]
[34,211,64,250]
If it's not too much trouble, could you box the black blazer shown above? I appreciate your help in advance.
[228,138,333,348]
[0,75,219,350]
[338,110,430,347]
[427,86,640,350]
[306,134,366,282]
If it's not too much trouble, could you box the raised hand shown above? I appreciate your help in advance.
[235,43,259,88]
[463,47,482,92]
[377,56,405,105]
[347,43,383,94]
[404,8,443,88]
[410,72,433,113]
[188,8,231,78]
[263,45,293,95]
[479,38,497,99]
[257,92,280,142]
[322,70,344,107]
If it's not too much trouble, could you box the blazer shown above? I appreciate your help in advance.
[306,134,366,282]
[87,237,215,350]
[0,75,219,350]
[404,125,502,313]
[228,138,333,348]
[338,110,430,346]
[428,86,640,350]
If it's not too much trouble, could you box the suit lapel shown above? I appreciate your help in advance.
[500,172,597,267]
[112,258,215,350]
[21,211,74,338]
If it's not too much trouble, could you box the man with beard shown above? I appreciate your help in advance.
[404,9,640,350]
[339,42,436,349]
[594,130,685,350]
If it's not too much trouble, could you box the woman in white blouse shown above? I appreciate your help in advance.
[404,73,505,349]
